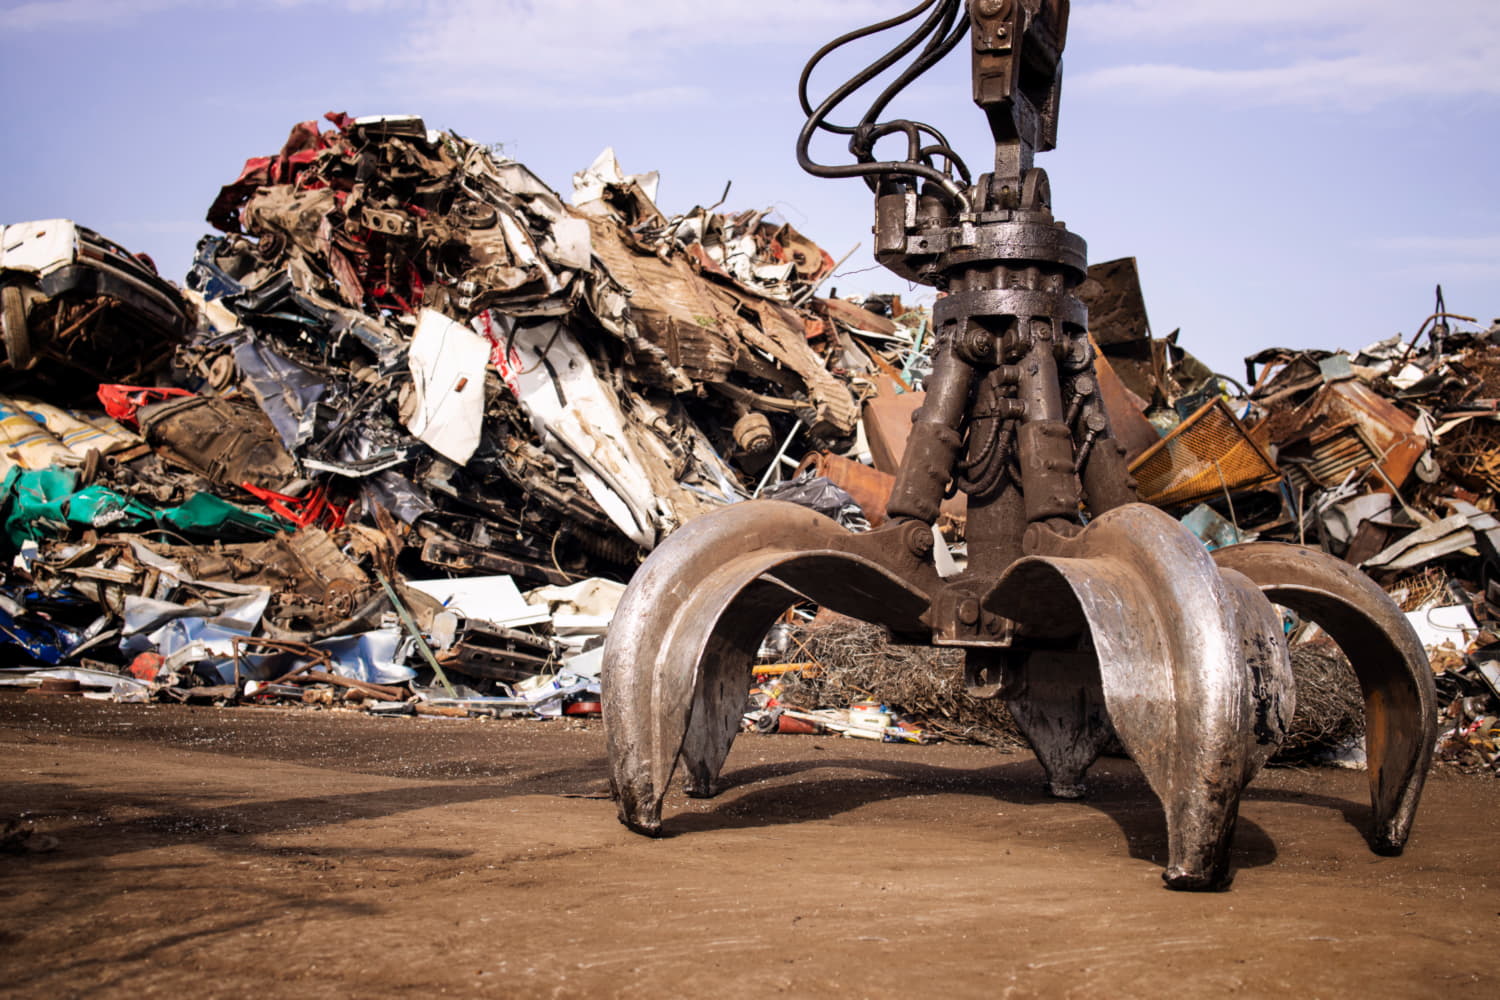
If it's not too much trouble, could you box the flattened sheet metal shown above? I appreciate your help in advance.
[0,220,78,275]
[1361,507,1500,572]
[405,574,550,629]
[818,296,898,336]
[0,666,152,701]
[406,309,489,465]
[572,147,661,209]
[1076,257,1150,348]
[232,333,326,450]
[485,315,658,549]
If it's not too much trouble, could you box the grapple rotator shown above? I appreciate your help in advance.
[603,0,1436,890]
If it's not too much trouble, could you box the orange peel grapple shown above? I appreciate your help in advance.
[603,0,1435,889]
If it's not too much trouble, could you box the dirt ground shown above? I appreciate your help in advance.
[1,694,1496,999]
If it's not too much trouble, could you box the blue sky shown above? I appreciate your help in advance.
[2,0,1496,378]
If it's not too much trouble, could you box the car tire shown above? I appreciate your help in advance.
[1,285,34,370]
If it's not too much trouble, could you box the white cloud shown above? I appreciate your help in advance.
[4,0,899,109]
[1370,235,1500,284]
[1,0,411,30]
[1072,0,1500,108]
[389,0,895,109]
[24,1,1493,113]
[1076,0,1375,38]
[412,80,711,114]
[2,0,180,29]
[392,0,1500,111]
[1374,235,1500,257]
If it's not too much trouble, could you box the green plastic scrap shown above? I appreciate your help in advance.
[158,492,286,538]
[66,485,156,533]
[2,467,82,545]
[0,467,287,547]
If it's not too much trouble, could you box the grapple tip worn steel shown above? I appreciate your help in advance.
[602,0,1436,889]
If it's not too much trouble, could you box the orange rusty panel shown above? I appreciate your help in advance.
[1090,337,1159,461]
[1129,397,1282,509]
[796,452,896,526]
[1271,379,1425,492]
[796,450,966,530]
[1314,380,1425,490]
[863,390,924,474]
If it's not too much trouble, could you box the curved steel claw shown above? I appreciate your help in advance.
[601,500,931,835]
[1212,542,1436,854]
[989,504,1292,890]
[602,498,1432,891]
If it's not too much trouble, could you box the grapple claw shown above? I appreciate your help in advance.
[602,2,1436,891]
[989,505,1292,890]
[602,501,931,834]
[981,645,1112,799]
[1212,542,1437,853]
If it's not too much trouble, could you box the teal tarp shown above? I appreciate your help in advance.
[0,467,287,547]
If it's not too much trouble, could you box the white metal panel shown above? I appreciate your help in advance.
[0,219,79,275]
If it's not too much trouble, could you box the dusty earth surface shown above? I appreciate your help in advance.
[1,694,1496,999]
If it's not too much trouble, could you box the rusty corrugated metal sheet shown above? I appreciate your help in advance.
[1262,379,1425,492]
[583,215,858,438]
[584,215,740,383]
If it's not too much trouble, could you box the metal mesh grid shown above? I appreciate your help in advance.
[1129,398,1280,508]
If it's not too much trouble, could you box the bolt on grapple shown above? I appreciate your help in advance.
[602,0,1435,890]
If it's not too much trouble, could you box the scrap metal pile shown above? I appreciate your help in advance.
[0,113,1494,768]
[1080,264,1500,772]
[0,113,930,716]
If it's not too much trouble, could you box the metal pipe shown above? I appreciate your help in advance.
[753,419,805,497]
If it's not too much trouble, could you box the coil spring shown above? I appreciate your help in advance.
[565,525,639,566]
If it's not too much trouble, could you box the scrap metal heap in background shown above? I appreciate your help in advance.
[1075,265,1500,777]
[602,0,1437,892]
[190,113,876,567]
[0,113,935,714]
